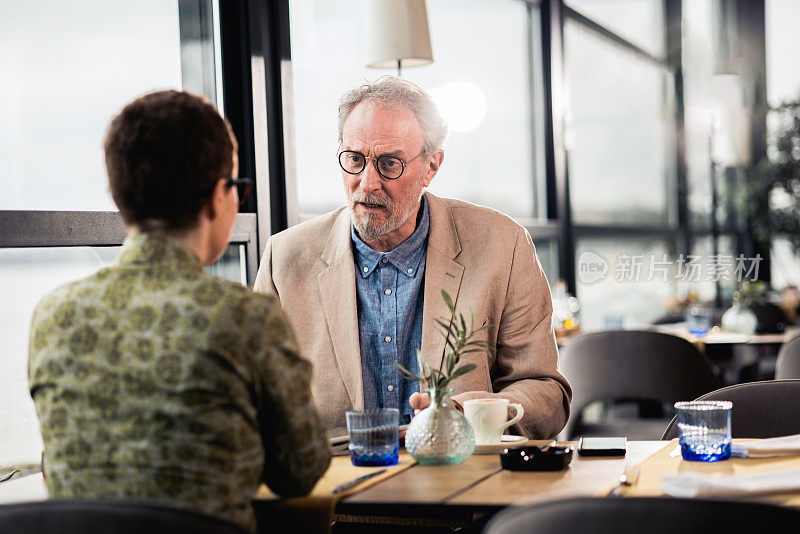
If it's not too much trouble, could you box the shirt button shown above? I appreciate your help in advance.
[407,268,414,275]
[363,266,369,273]
[384,289,392,295]
[384,336,392,343]
[382,258,388,264]
[387,384,394,392]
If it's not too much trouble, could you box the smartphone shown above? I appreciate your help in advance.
[577,437,627,456]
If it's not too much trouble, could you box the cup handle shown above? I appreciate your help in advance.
[497,403,524,434]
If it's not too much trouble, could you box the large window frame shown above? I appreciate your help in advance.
[265,0,768,305]
[2,0,769,304]
[0,0,286,287]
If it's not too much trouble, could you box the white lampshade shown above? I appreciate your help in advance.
[365,0,433,69]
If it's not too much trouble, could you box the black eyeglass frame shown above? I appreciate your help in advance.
[338,150,424,180]
[225,177,253,207]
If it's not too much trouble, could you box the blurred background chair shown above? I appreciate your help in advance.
[775,335,800,379]
[0,500,249,534]
[484,497,800,534]
[750,302,790,334]
[662,379,800,440]
[560,331,719,440]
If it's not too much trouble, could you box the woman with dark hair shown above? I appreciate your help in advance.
[28,90,330,531]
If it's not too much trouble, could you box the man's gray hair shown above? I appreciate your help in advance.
[337,76,448,155]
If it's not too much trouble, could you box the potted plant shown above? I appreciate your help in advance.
[395,290,491,465]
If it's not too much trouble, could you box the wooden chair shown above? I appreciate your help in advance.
[560,330,719,439]
[662,379,800,439]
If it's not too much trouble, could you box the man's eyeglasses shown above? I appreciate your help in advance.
[225,177,253,207]
[338,150,423,180]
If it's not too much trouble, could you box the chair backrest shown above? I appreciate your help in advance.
[776,334,800,379]
[484,497,800,534]
[750,302,789,334]
[0,500,249,534]
[662,379,800,440]
[560,330,719,438]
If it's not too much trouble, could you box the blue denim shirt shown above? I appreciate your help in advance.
[351,196,429,423]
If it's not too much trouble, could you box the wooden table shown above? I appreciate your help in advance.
[652,324,799,346]
[333,441,666,528]
[5,440,799,531]
[650,325,799,383]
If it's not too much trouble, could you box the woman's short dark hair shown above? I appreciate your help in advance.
[104,90,237,231]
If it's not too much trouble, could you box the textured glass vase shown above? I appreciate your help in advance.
[405,388,475,465]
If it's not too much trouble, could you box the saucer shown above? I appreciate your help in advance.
[473,435,528,455]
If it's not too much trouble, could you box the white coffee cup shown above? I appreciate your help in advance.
[463,398,524,445]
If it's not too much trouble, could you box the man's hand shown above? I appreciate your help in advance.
[409,391,464,414]
[409,391,431,415]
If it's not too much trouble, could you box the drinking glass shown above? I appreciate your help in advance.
[685,307,711,337]
[674,400,732,462]
[346,408,399,467]
[602,314,625,330]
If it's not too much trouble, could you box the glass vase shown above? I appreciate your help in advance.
[721,301,758,334]
[405,388,475,465]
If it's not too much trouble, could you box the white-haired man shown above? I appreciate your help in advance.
[254,77,571,438]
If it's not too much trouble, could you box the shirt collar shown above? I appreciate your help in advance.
[351,194,430,278]
[116,232,203,272]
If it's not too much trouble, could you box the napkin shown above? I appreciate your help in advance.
[731,434,800,458]
[662,468,800,498]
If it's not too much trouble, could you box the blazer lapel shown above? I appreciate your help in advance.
[318,210,364,410]
[420,193,464,374]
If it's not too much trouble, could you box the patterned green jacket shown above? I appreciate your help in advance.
[28,233,330,531]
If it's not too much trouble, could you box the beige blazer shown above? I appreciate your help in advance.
[254,192,572,438]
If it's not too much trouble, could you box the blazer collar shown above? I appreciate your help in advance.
[320,207,352,267]
[418,192,465,374]
[424,192,461,260]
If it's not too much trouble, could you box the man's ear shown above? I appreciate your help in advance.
[206,178,228,220]
[423,150,444,187]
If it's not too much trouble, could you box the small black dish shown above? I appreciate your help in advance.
[500,445,573,471]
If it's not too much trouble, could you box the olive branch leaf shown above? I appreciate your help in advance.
[394,290,493,392]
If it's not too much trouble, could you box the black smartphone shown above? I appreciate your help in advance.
[577,437,627,456]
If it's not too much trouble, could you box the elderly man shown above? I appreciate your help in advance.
[254,77,571,438]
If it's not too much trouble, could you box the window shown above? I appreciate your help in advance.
[0,0,187,211]
[766,0,800,107]
[765,0,800,289]
[564,21,673,227]
[288,0,548,221]
[0,0,252,467]
[575,237,675,330]
[563,1,678,329]
[566,0,665,57]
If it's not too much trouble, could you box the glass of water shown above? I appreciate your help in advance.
[685,307,711,337]
[674,400,732,462]
[346,408,399,467]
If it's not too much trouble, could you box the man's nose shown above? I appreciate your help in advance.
[358,160,383,191]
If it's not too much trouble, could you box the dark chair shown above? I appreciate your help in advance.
[662,379,800,440]
[776,334,800,379]
[750,302,790,334]
[483,497,800,534]
[0,500,249,534]
[560,330,719,440]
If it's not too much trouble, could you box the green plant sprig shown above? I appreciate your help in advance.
[734,280,767,308]
[394,289,492,392]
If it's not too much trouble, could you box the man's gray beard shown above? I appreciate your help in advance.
[353,212,397,241]
[350,191,419,242]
